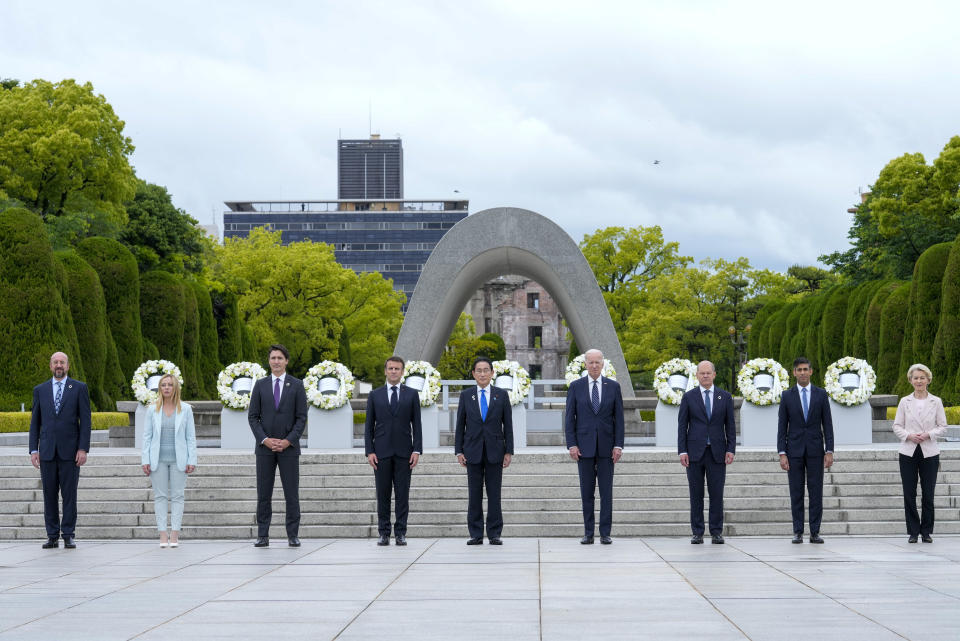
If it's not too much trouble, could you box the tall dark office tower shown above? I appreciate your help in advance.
[338,135,404,199]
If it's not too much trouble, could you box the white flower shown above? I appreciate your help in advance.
[303,361,355,410]
[131,360,184,406]
[737,358,789,406]
[401,360,442,407]
[216,361,268,409]
[653,358,698,406]
[564,355,616,387]
[491,360,532,406]
[824,357,876,406]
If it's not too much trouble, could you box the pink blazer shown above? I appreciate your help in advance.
[892,393,948,457]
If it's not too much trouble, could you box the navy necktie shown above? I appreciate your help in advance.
[480,389,488,421]
[54,381,63,413]
[704,389,712,420]
[591,380,600,413]
[390,386,398,412]
[801,387,809,421]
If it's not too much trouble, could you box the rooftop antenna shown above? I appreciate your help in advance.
[368,99,372,137]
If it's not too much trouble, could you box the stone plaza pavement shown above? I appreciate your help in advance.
[1,536,958,640]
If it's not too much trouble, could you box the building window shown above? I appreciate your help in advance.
[528,326,542,349]
[528,364,542,379]
[527,293,539,310]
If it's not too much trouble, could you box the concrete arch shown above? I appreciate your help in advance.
[395,207,634,397]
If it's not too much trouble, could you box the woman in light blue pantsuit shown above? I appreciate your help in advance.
[141,374,197,547]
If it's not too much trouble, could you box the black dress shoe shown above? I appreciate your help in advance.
[42,537,59,549]
[288,537,301,547]
[377,534,390,546]
[580,535,594,545]
[809,534,824,544]
[600,536,613,545]
[63,535,76,549]
[466,537,483,545]
[711,534,725,544]
[792,533,803,544]
[922,534,933,543]
[395,535,407,546]
[691,534,703,544]
[908,535,919,543]
[254,537,269,547]
[489,538,503,545]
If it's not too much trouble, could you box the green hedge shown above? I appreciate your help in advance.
[897,242,952,396]
[931,235,960,404]
[877,284,912,394]
[212,288,243,365]
[844,281,885,359]
[0,207,83,410]
[76,237,143,391]
[820,286,853,371]
[779,303,805,366]
[140,271,185,365]
[748,300,785,358]
[0,411,129,433]
[764,304,793,362]
[801,294,830,385]
[887,406,960,424]
[865,281,900,366]
[180,282,201,399]
[190,280,222,399]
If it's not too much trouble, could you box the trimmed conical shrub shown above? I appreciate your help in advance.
[878,284,912,394]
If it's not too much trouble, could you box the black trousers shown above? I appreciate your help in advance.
[256,451,300,538]
[466,454,503,539]
[899,447,939,536]
[374,455,413,536]
[686,454,726,536]
[787,453,825,535]
[40,457,80,538]
[577,456,614,537]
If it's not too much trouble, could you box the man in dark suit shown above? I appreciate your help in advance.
[678,360,736,544]
[365,355,423,546]
[248,344,308,547]
[778,356,835,544]
[565,348,625,545]
[29,352,91,549]
[455,356,513,545]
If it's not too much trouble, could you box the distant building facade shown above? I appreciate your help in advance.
[338,135,403,199]
[464,276,570,379]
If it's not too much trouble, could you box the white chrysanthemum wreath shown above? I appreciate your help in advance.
[217,361,267,410]
[303,360,355,410]
[131,360,183,405]
[824,356,876,406]
[737,358,789,406]
[653,358,698,405]
[564,354,616,387]
[492,360,532,406]
[401,360,442,408]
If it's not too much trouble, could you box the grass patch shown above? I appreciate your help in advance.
[0,412,129,433]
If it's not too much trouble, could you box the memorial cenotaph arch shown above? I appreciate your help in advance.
[394,207,634,398]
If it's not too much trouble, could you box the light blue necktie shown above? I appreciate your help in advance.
[801,387,809,421]
[54,381,63,414]
[480,389,488,421]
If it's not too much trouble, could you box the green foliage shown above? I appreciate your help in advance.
[0,79,136,241]
[0,411,128,433]
[779,303,805,366]
[180,282,201,399]
[865,281,900,366]
[189,280,221,399]
[55,250,114,410]
[896,242,952,396]
[212,288,243,365]
[931,235,960,404]
[764,304,793,365]
[786,265,836,293]
[76,237,143,385]
[802,294,830,385]
[747,300,784,358]
[0,207,83,409]
[478,333,507,360]
[844,281,885,358]
[438,337,500,379]
[877,284,912,393]
[139,271,185,365]
[143,338,159,360]
[120,180,209,274]
[819,286,854,369]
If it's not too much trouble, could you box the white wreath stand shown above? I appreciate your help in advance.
[739,402,779,448]
[307,404,352,449]
[220,407,253,449]
[655,401,680,448]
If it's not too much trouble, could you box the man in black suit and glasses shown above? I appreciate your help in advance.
[365,356,423,546]
[248,344,308,547]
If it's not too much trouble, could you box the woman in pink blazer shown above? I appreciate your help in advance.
[892,363,948,543]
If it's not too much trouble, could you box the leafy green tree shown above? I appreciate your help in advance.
[877,284,912,393]
[139,271,186,365]
[931,235,960,403]
[0,79,136,242]
[820,285,854,368]
[478,333,507,360]
[844,281,886,358]
[189,280,221,398]
[438,337,500,379]
[747,300,785,358]
[120,180,210,274]
[180,283,201,399]
[787,265,835,293]
[865,281,900,367]
[212,288,243,365]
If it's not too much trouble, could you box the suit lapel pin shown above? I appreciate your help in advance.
[471,395,476,401]
[285,382,290,387]
[68,385,73,389]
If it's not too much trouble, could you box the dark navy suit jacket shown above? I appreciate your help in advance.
[564,376,625,458]
[455,386,513,464]
[364,383,423,458]
[247,375,308,455]
[29,377,92,461]
[777,385,834,456]
[678,386,736,463]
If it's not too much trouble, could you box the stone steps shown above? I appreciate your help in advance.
[2,449,957,539]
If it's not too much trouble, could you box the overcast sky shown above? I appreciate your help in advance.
[4,0,958,271]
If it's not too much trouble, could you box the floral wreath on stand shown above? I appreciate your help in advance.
[401,360,442,407]
[303,360,355,410]
[737,358,789,406]
[824,356,876,406]
[216,361,267,410]
[564,354,617,387]
[131,360,184,405]
[491,360,533,406]
[653,358,698,405]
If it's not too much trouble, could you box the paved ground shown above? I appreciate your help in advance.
[1,536,957,640]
